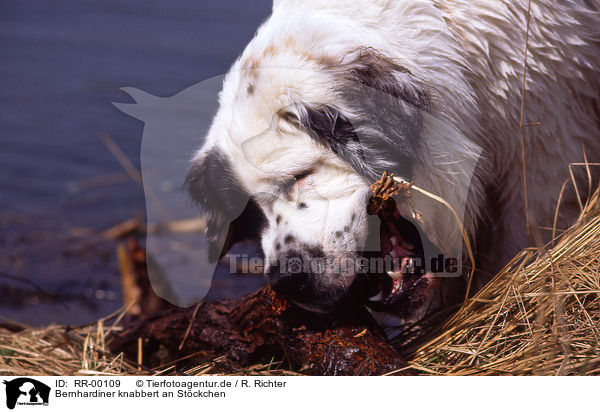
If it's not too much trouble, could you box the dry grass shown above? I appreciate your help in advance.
[0,311,298,376]
[408,185,600,375]
[0,309,139,376]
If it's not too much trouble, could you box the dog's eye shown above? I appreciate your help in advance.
[293,170,312,182]
[281,170,313,199]
[283,170,312,187]
[279,110,300,127]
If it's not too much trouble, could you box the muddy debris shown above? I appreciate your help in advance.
[107,287,408,375]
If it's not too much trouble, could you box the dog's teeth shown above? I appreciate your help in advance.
[369,291,385,301]
[387,270,403,280]
[401,257,415,274]
[390,236,398,246]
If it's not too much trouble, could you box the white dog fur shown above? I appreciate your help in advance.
[187,0,600,326]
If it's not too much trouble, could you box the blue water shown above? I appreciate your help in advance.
[0,0,272,325]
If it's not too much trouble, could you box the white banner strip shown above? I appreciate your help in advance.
[0,376,597,411]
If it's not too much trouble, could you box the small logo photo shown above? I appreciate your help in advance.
[3,378,50,410]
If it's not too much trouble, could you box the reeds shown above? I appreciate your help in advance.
[0,308,138,376]
[407,185,600,375]
[0,311,298,376]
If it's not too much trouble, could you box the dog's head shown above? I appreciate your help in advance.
[186,20,443,317]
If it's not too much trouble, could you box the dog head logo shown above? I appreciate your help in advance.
[3,378,50,409]
[112,79,228,307]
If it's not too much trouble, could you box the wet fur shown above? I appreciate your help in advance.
[187,0,600,329]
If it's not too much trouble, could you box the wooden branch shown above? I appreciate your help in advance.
[107,287,407,375]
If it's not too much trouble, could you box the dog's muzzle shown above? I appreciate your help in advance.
[266,249,360,313]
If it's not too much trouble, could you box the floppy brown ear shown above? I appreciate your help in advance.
[296,47,431,182]
[337,47,431,112]
[185,148,265,261]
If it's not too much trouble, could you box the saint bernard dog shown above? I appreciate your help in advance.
[186,0,600,334]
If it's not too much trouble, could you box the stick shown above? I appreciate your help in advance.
[137,337,143,372]
[100,133,170,221]
[178,302,203,351]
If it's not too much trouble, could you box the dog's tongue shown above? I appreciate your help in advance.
[367,205,429,310]
[379,211,415,261]
[365,172,440,318]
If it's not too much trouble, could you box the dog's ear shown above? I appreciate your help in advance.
[338,47,431,112]
[185,148,265,262]
[293,47,431,181]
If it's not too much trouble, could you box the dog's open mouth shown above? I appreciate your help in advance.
[361,172,440,318]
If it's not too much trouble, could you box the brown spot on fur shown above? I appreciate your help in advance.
[242,58,258,71]
[280,36,338,69]
[263,44,278,58]
[283,36,296,49]
[241,58,260,79]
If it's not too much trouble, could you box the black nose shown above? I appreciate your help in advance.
[270,272,311,297]
[267,256,312,299]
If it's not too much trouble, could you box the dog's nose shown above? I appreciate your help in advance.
[269,271,311,297]
[266,257,312,298]
[265,251,354,313]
